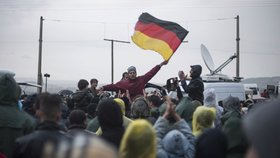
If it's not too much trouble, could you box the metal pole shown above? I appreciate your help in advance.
[37,16,44,93]
[111,40,114,84]
[236,15,240,78]
[104,39,130,84]
[45,76,47,92]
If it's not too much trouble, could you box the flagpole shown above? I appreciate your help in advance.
[104,39,130,84]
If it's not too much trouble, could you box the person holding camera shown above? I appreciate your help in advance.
[178,65,204,104]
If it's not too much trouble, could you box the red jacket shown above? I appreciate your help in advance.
[103,65,161,100]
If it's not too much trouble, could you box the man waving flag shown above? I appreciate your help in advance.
[131,12,189,61]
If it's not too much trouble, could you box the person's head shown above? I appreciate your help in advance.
[122,72,129,80]
[244,100,280,158]
[0,72,21,105]
[203,88,217,107]
[195,128,228,158]
[223,96,241,113]
[161,129,194,158]
[119,119,156,158]
[127,66,137,80]
[78,79,89,90]
[97,98,123,130]
[192,106,216,137]
[130,97,150,119]
[69,109,87,127]
[42,135,117,158]
[90,78,98,88]
[35,93,62,123]
[22,93,38,115]
[190,65,202,78]
[147,95,162,108]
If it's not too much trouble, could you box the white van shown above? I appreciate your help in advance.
[243,83,261,99]
[204,82,246,102]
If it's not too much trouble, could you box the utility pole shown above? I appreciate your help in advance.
[37,16,44,93]
[104,39,130,84]
[235,15,240,78]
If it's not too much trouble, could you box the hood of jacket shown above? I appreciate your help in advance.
[0,73,21,106]
[162,129,191,157]
[190,65,202,78]
[192,106,216,137]
[119,119,156,158]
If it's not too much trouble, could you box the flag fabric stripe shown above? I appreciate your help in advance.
[138,13,188,41]
[134,21,182,52]
[132,31,173,61]
[131,12,189,61]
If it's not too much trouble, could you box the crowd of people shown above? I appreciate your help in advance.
[0,61,279,158]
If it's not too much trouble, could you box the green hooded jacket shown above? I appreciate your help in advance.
[0,73,35,158]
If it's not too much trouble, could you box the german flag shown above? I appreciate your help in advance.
[131,13,189,61]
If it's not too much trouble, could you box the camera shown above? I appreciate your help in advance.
[166,77,178,92]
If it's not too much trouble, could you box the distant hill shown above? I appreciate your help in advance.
[16,76,280,95]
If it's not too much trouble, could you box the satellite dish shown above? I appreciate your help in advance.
[201,44,215,73]
[200,43,237,82]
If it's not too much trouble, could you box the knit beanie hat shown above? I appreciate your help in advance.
[127,66,136,73]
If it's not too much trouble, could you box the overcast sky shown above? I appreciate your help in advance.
[0,0,280,85]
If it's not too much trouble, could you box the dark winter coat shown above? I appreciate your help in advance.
[0,73,35,158]
[13,121,69,158]
[181,65,204,104]
[70,89,94,112]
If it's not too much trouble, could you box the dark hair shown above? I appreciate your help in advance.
[78,79,89,90]
[37,93,62,121]
[69,110,86,125]
[122,72,128,78]
[90,78,98,84]
[97,98,123,129]
[147,95,162,107]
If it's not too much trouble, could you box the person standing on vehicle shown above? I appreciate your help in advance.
[100,60,169,101]
[178,65,204,104]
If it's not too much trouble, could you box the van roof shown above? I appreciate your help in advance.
[204,82,245,101]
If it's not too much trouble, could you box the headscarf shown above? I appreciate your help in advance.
[119,119,156,158]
